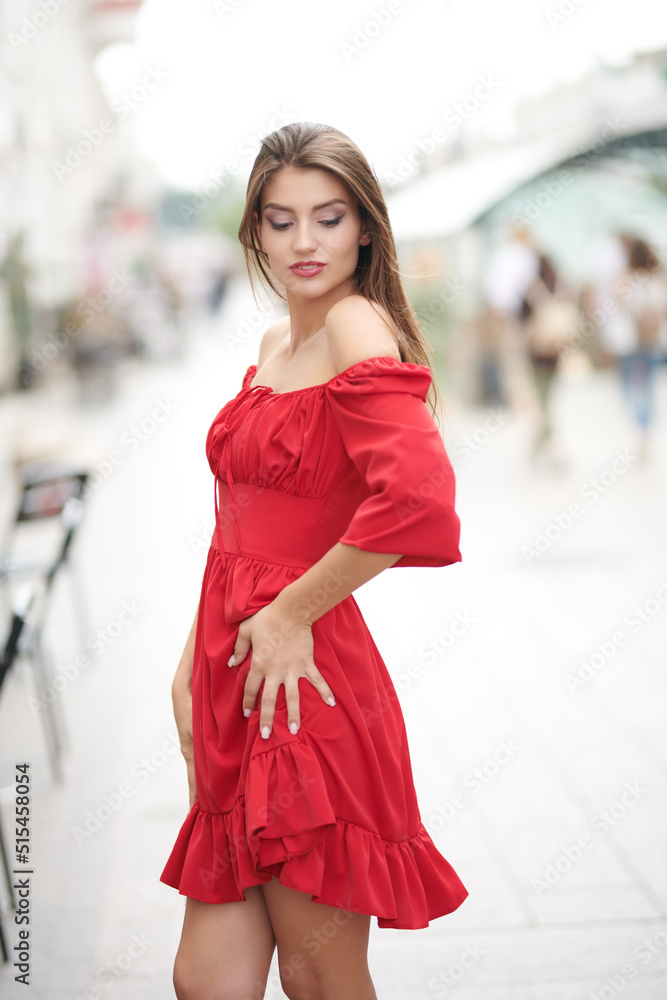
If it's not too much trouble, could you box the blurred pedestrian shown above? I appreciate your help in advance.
[603,239,667,458]
[522,254,579,466]
[481,224,539,405]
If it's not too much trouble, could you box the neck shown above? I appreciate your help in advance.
[284,281,355,356]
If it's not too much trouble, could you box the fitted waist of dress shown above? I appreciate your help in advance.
[212,481,348,570]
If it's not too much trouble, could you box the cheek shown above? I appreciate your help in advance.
[262,232,285,260]
[326,228,362,260]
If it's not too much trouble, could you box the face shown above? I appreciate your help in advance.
[255,167,371,301]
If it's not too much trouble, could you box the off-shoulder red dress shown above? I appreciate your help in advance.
[160,355,468,928]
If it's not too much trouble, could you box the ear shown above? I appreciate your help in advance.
[359,232,371,246]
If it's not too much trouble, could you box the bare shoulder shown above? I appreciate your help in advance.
[257,315,289,368]
[325,295,401,372]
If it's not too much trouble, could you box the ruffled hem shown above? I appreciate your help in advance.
[160,740,468,929]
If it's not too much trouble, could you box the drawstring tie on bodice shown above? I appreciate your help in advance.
[213,380,273,568]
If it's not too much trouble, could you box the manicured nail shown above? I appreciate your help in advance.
[289,722,298,735]
[227,654,235,667]
[261,726,270,739]
[243,708,252,718]
[327,697,336,707]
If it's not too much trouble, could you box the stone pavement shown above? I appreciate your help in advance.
[0,288,666,999]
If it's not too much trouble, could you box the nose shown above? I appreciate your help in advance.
[292,221,318,256]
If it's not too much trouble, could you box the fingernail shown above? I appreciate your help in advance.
[289,722,298,735]
[243,708,252,718]
[227,654,235,667]
[327,697,336,707]
[261,726,270,740]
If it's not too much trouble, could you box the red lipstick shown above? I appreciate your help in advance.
[290,261,325,277]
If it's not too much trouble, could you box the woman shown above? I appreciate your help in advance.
[522,252,578,464]
[607,239,667,459]
[161,122,468,1000]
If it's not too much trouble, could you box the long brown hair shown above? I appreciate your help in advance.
[237,121,444,420]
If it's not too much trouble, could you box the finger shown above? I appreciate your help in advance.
[306,664,336,707]
[284,680,300,735]
[242,669,262,717]
[258,684,279,739]
[229,624,251,667]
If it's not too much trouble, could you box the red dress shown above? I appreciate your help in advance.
[160,355,468,928]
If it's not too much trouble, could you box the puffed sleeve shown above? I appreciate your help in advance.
[325,356,461,569]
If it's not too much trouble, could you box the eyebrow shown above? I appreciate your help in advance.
[262,198,348,212]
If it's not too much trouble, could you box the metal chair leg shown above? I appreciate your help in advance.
[27,634,65,784]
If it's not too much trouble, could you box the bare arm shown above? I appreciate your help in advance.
[229,543,402,738]
[172,606,198,809]
[273,541,401,626]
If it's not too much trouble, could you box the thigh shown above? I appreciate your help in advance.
[260,877,377,1000]
[173,887,276,1000]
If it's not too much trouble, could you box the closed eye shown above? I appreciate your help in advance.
[267,215,345,232]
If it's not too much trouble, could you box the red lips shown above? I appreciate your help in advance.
[290,262,326,277]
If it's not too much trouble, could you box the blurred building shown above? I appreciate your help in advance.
[0,0,158,390]
[386,50,667,403]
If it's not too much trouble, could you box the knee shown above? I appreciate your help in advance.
[279,957,375,1000]
[173,956,265,1000]
[282,980,316,1000]
[280,964,335,1000]
[274,959,315,1000]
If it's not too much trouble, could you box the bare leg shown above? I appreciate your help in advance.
[173,886,276,1000]
[260,877,378,1000]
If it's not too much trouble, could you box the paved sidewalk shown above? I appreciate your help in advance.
[1,290,666,999]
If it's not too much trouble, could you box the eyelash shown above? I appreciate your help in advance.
[268,215,345,231]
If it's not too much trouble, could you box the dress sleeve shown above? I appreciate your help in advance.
[325,356,461,569]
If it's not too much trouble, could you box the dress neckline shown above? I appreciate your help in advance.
[246,355,426,396]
